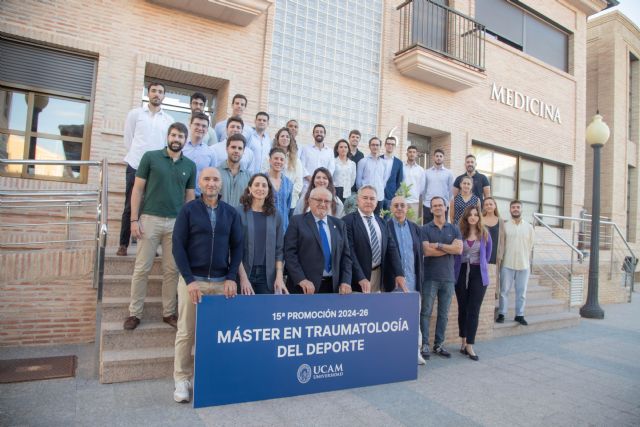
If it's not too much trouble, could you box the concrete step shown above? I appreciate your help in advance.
[102,296,164,322]
[101,321,176,351]
[495,298,567,317]
[104,255,163,276]
[103,275,163,298]
[491,285,554,300]
[100,346,179,383]
[492,311,580,339]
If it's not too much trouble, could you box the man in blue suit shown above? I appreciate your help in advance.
[382,136,404,210]
[284,187,353,294]
[343,185,405,293]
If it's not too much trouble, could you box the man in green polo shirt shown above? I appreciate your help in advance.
[124,122,196,330]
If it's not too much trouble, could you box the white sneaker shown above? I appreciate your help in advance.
[174,379,191,403]
[418,352,426,365]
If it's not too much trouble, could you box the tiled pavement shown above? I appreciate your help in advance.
[1,294,639,426]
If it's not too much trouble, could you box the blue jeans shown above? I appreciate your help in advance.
[499,267,530,316]
[420,279,455,346]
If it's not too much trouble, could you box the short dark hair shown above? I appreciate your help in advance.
[385,136,397,144]
[168,122,188,138]
[430,196,446,206]
[510,200,522,207]
[190,92,207,104]
[434,148,445,156]
[226,133,246,148]
[313,124,326,133]
[466,154,476,160]
[256,111,270,120]
[269,147,286,157]
[147,81,165,92]
[349,129,361,138]
[407,145,418,151]
[368,137,381,146]
[190,111,210,125]
[286,119,298,126]
[232,94,248,106]
[226,116,244,130]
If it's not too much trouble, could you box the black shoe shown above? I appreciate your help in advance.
[514,316,528,326]
[460,345,467,355]
[420,343,431,360]
[433,344,451,358]
[496,314,505,323]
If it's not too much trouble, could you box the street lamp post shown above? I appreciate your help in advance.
[580,113,610,319]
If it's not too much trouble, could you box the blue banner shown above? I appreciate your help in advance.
[193,292,419,408]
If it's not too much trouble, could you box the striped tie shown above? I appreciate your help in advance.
[366,216,381,266]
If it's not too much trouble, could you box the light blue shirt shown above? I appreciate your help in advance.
[392,218,416,292]
[248,130,271,174]
[214,119,254,142]
[182,140,218,196]
[356,155,387,201]
[423,165,453,207]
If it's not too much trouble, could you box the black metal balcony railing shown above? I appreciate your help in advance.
[397,0,486,71]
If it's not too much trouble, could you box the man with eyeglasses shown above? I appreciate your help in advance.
[387,195,425,365]
[343,185,405,293]
[382,136,403,210]
[284,187,352,294]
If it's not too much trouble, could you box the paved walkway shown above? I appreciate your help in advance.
[1,295,639,427]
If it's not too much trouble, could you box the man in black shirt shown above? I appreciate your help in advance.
[453,154,490,204]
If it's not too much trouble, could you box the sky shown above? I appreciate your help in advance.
[592,1,640,27]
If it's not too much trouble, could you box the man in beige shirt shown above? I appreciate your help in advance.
[497,200,535,326]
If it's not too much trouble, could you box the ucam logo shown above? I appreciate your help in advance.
[297,363,344,383]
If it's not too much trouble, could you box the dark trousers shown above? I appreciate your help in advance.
[374,201,383,216]
[422,205,449,225]
[455,264,487,345]
[319,277,333,293]
[335,187,345,203]
[119,165,137,247]
[249,265,269,294]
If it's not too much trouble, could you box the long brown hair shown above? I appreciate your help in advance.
[240,173,276,216]
[303,167,337,213]
[458,205,488,241]
[272,127,298,172]
[482,196,501,218]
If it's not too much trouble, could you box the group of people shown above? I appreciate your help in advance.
[116,82,536,404]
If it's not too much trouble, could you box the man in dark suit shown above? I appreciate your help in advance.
[382,136,404,210]
[284,187,352,294]
[343,185,405,293]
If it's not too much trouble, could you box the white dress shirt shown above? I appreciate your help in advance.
[300,144,336,177]
[333,158,357,198]
[211,140,254,171]
[403,162,426,204]
[123,105,174,169]
[358,208,382,267]
[356,155,387,202]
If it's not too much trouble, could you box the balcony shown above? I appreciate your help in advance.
[148,0,273,27]
[394,0,486,91]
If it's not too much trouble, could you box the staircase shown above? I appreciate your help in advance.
[99,254,178,383]
[493,274,580,339]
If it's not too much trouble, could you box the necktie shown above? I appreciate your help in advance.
[366,216,381,266]
[318,220,331,273]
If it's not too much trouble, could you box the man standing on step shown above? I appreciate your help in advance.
[118,82,175,256]
[172,167,243,403]
[497,200,535,326]
[123,122,196,331]
[420,196,462,361]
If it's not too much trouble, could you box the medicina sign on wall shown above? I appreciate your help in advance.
[193,293,419,408]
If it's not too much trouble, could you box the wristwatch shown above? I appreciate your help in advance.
[437,242,442,250]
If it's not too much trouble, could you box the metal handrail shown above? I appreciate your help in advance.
[532,213,584,262]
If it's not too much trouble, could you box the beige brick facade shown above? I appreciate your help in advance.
[2,0,629,348]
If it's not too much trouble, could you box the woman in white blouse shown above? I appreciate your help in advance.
[268,127,304,217]
[332,139,356,202]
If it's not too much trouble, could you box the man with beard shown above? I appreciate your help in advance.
[123,123,196,331]
[211,116,254,171]
[188,92,218,146]
[118,82,175,256]
[496,200,535,326]
[217,133,252,206]
[422,148,453,225]
[300,124,335,191]
[453,154,491,204]
[172,167,243,403]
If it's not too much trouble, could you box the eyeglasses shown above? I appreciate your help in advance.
[310,197,331,205]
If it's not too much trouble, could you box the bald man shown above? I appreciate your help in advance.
[171,167,243,403]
